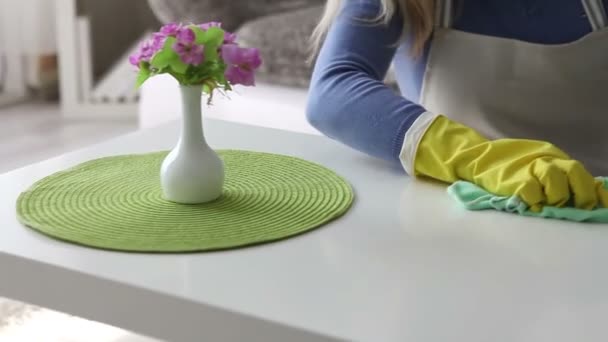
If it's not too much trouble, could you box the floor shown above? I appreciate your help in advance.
[0,103,135,173]
[0,103,162,341]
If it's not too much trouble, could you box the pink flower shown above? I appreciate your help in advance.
[176,27,195,44]
[174,43,205,65]
[129,40,156,66]
[151,33,166,52]
[222,45,262,86]
[199,21,221,30]
[160,23,181,37]
[128,52,141,66]
[173,28,205,65]
[223,32,237,45]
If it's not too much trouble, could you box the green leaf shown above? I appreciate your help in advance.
[215,66,227,84]
[168,72,186,85]
[204,27,225,47]
[205,47,219,63]
[151,37,178,69]
[190,27,224,62]
[191,26,207,44]
[135,65,151,88]
[170,58,189,74]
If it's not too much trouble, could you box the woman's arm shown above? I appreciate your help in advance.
[307,0,607,210]
[306,0,426,163]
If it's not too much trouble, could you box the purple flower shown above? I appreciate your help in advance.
[174,43,205,65]
[130,23,181,67]
[176,27,196,44]
[199,21,222,30]
[129,40,156,66]
[222,45,262,86]
[223,31,237,45]
[128,53,141,66]
[173,28,205,65]
[151,33,166,52]
[160,23,181,37]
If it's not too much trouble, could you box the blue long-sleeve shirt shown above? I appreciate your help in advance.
[307,0,607,163]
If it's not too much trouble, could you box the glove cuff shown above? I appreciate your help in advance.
[399,111,439,176]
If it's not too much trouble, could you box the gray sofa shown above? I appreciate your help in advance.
[147,0,324,88]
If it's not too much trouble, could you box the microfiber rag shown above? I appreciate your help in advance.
[447,178,608,223]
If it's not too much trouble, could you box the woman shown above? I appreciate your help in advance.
[307,0,608,211]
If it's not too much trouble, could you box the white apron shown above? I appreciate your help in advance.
[401,0,608,176]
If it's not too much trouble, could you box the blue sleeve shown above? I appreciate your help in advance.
[306,0,427,162]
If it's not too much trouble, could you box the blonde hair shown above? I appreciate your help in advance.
[311,0,435,58]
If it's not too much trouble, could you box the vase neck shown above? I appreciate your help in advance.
[179,85,206,146]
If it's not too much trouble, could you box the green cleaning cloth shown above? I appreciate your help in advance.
[447,178,608,223]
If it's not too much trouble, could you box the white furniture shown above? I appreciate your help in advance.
[2,119,608,342]
[55,0,139,119]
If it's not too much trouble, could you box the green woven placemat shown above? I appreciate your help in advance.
[17,150,354,252]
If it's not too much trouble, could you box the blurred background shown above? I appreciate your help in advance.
[0,0,157,174]
[0,0,322,172]
[0,0,324,340]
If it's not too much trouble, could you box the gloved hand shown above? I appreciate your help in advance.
[414,115,608,211]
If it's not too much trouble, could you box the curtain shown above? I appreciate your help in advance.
[0,0,57,97]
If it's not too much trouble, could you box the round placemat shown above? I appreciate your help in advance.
[17,150,354,252]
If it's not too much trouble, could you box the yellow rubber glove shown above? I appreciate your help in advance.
[414,115,608,211]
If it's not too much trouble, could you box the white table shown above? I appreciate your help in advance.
[2,119,608,342]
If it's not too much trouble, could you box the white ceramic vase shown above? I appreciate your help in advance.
[160,85,224,204]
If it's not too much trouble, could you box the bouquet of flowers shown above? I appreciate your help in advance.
[130,22,262,103]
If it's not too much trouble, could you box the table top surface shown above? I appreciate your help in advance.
[2,119,608,342]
